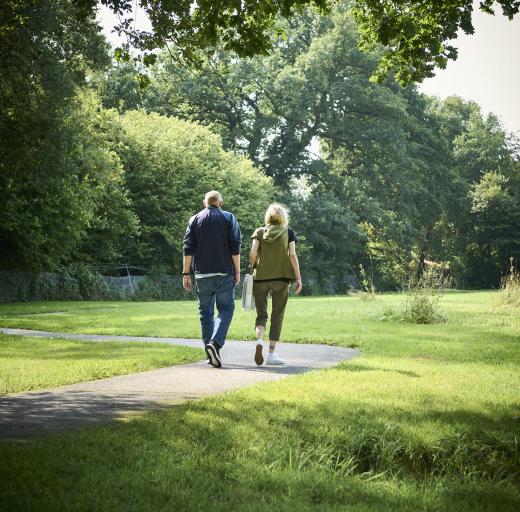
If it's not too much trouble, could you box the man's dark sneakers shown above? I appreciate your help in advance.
[205,341,222,368]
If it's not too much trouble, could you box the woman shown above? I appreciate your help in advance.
[249,203,302,366]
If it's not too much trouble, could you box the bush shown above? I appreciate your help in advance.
[0,265,118,302]
[379,268,448,324]
[133,274,190,301]
[403,269,448,323]
[0,271,34,302]
[62,264,114,300]
[348,263,377,300]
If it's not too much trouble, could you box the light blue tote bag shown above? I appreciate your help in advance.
[241,273,256,311]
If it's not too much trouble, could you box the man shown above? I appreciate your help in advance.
[182,191,242,368]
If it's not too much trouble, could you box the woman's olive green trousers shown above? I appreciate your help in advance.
[253,280,290,342]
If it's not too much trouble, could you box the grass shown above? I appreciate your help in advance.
[0,335,204,393]
[0,291,519,511]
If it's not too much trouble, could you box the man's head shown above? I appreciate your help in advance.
[204,190,223,208]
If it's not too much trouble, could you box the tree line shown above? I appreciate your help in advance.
[1,1,519,294]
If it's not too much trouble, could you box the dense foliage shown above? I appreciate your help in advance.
[1,1,518,296]
[80,1,520,83]
[353,0,520,83]
[101,6,519,291]
[118,111,273,269]
[0,2,273,278]
[0,0,117,269]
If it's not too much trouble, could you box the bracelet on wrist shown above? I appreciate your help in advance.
[182,272,190,276]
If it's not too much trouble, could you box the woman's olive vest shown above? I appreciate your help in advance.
[252,225,296,281]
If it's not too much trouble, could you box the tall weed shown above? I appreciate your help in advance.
[500,258,520,306]
[349,263,377,300]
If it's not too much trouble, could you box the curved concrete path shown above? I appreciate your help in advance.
[0,328,358,440]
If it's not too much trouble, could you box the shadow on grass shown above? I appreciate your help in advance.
[340,363,420,377]
[1,393,519,511]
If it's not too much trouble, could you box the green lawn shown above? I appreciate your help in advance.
[0,335,204,393]
[0,291,519,511]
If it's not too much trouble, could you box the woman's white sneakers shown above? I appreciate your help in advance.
[266,352,285,365]
[254,342,285,366]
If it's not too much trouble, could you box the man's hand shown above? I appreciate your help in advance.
[294,279,302,295]
[183,275,192,291]
[231,254,240,285]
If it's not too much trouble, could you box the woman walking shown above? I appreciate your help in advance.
[249,204,302,365]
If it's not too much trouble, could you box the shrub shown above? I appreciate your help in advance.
[379,268,448,324]
[133,274,189,301]
[0,266,117,302]
[404,269,449,323]
[402,269,448,324]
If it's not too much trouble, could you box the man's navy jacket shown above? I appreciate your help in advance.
[182,206,242,275]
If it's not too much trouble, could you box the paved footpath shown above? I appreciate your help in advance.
[0,328,357,440]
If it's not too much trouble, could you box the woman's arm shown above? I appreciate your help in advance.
[289,241,302,294]
[249,238,260,266]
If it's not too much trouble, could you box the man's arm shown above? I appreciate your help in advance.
[228,213,242,284]
[228,214,242,254]
[183,217,197,255]
[182,255,193,291]
[182,217,197,291]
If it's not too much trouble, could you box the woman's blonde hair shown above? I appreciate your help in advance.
[264,203,289,226]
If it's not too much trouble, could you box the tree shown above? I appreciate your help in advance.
[464,170,520,286]
[117,111,274,271]
[0,0,121,270]
[93,1,519,84]
[72,96,140,265]
[427,97,520,287]
[131,7,416,186]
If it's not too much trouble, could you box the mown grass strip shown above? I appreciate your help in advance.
[0,335,204,394]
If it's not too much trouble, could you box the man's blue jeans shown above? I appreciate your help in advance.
[195,274,235,348]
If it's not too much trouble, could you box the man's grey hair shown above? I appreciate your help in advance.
[204,190,223,206]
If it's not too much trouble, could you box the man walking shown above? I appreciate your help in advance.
[182,191,242,368]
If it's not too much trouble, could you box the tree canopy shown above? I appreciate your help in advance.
[92,0,520,83]
[353,0,520,83]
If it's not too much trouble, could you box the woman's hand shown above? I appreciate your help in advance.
[294,279,302,295]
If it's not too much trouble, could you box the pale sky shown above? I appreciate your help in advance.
[98,3,520,134]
